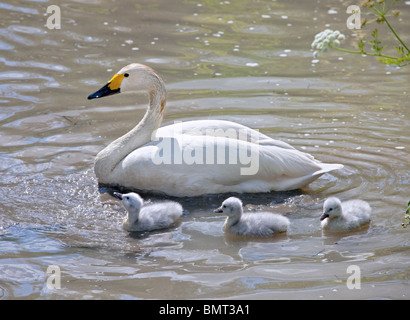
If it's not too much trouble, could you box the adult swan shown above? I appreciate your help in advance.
[88,63,343,197]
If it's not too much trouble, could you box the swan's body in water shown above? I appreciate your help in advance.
[114,192,183,232]
[214,197,290,237]
[88,63,343,197]
[320,197,371,231]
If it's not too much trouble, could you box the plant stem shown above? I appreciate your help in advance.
[328,44,398,60]
[382,15,410,54]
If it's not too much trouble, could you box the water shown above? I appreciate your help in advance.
[0,0,409,299]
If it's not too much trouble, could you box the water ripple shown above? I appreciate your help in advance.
[0,3,39,15]
[0,0,408,300]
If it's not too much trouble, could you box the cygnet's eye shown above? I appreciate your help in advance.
[125,196,129,200]
[223,205,226,208]
[124,73,129,77]
[329,208,333,212]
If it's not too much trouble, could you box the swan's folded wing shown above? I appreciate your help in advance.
[156,120,298,150]
[113,135,342,196]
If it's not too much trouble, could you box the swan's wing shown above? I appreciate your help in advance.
[156,120,298,151]
[114,134,341,196]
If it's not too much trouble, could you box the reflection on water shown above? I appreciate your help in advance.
[0,0,409,299]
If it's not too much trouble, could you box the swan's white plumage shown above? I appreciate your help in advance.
[320,197,371,231]
[88,63,343,197]
[215,197,290,237]
[114,192,182,232]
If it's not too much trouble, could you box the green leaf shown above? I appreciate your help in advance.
[358,39,365,52]
[396,46,404,55]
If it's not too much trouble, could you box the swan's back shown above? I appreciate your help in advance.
[157,120,298,151]
[227,212,290,237]
[138,201,183,231]
[342,200,371,225]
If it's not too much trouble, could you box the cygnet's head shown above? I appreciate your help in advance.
[114,192,143,214]
[320,197,342,221]
[214,197,243,217]
[88,63,163,100]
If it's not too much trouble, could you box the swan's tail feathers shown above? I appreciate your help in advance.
[272,162,343,191]
[314,163,344,176]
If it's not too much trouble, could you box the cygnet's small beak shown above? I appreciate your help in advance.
[214,207,223,213]
[113,192,123,200]
[320,213,329,221]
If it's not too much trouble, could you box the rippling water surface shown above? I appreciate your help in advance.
[0,0,409,299]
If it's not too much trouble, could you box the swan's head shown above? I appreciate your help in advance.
[320,197,342,221]
[214,197,243,217]
[114,192,143,214]
[88,63,163,100]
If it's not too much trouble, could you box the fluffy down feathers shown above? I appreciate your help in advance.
[114,192,183,232]
[320,197,371,231]
[215,197,290,237]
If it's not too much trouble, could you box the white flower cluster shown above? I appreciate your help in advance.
[311,29,346,58]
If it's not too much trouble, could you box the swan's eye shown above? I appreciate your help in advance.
[223,205,226,208]
[125,196,129,200]
[329,208,333,211]
[124,73,129,77]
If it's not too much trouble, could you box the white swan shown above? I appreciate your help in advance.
[320,197,371,231]
[214,197,290,237]
[88,63,343,197]
[113,192,183,232]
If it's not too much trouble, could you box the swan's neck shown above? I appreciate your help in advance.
[95,79,166,181]
[123,210,140,230]
[128,210,140,225]
[223,214,241,230]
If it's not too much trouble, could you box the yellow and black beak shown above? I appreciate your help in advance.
[87,74,125,100]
